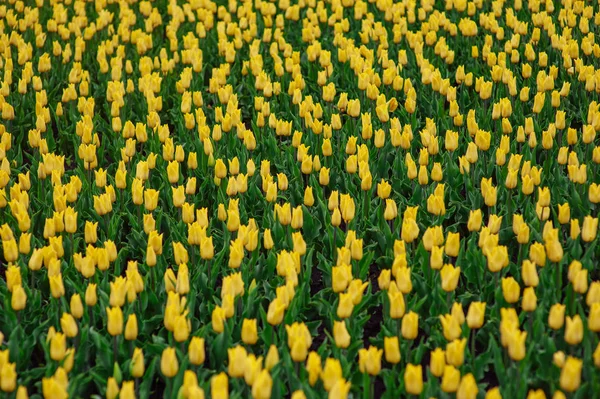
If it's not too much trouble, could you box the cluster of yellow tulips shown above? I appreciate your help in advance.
[0,0,599,397]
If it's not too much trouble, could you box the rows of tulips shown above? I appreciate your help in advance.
[1,0,600,397]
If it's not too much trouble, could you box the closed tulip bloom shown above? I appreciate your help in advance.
[11,285,27,311]
[292,232,306,255]
[441,264,461,292]
[573,269,588,294]
[337,292,354,319]
[304,187,314,207]
[404,364,423,395]
[340,194,355,222]
[125,314,138,341]
[3,239,18,262]
[222,294,235,319]
[529,243,546,267]
[466,302,486,329]
[333,321,351,349]
[50,332,66,361]
[251,370,272,399]
[214,159,227,179]
[116,381,134,399]
[558,203,570,224]
[485,387,502,399]
[211,306,226,333]
[228,239,244,268]
[545,239,564,263]
[49,274,65,298]
[502,277,520,303]
[430,246,444,270]
[446,338,467,366]
[42,377,68,399]
[377,180,391,199]
[332,264,352,293]
[211,373,229,399]
[589,304,600,332]
[131,348,145,378]
[402,311,419,340]
[15,386,27,399]
[582,216,598,242]
[440,314,462,341]
[554,351,566,368]
[388,290,405,319]
[384,336,400,364]
[306,352,321,386]
[401,218,419,243]
[329,378,351,399]
[228,346,247,378]
[394,266,412,294]
[467,210,482,232]
[60,312,78,338]
[457,373,478,399]
[86,284,97,307]
[321,358,342,391]
[0,361,16,392]
[430,348,446,377]
[241,319,258,345]
[161,347,178,378]
[588,282,600,306]
[486,246,505,273]
[570,219,581,240]
[549,304,566,330]
[291,206,303,230]
[560,357,582,392]
[62,349,75,373]
[290,390,306,399]
[289,338,310,363]
[521,287,537,312]
[106,306,123,336]
[445,232,460,257]
[384,199,398,220]
[441,365,461,392]
[521,260,539,287]
[565,315,583,345]
[189,337,205,365]
[450,302,464,325]
[358,346,383,376]
[69,294,83,319]
[244,354,262,386]
[266,298,286,325]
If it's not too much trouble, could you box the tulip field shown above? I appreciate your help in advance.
[1,0,600,397]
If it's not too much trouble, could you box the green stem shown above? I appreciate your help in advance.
[555,261,562,302]
[332,227,337,262]
[471,328,476,373]
[362,372,370,399]
[165,377,173,399]
[113,335,118,364]
[362,190,370,229]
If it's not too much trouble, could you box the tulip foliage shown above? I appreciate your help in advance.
[0,0,600,398]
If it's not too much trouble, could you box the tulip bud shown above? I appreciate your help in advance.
[264,345,279,371]
[11,285,27,311]
[161,347,179,378]
[242,319,258,345]
[124,314,138,341]
[60,312,78,338]
[560,357,582,392]
[333,321,351,349]
[404,364,423,395]
[106,306,123,336]
[430,348,446,377]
